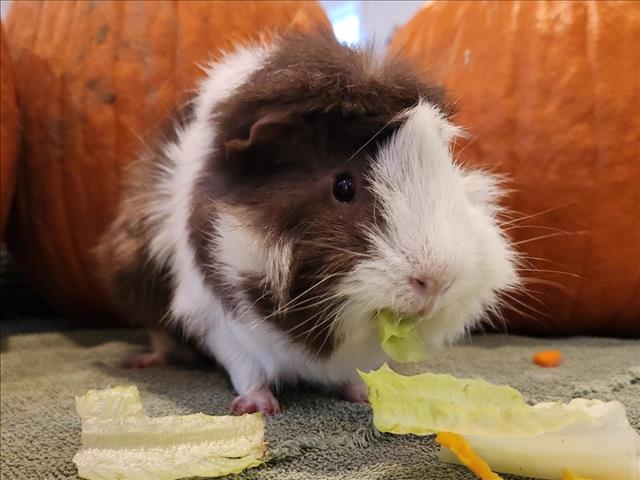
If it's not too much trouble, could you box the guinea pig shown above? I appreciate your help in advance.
[96,29,519,415]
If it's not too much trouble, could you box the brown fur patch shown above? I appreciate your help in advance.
[95,213,172,328]
[95,98,196,330]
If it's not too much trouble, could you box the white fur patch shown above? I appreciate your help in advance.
[145,44,272,337]
[195,46,272,123]
[213,210,267,282]
[263,237,293,307]
[337,102,519,346]
[212,209,293,307]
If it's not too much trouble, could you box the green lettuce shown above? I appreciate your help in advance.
[376,309,426,363]
[73,385,266,480]
[359,364,640,479]
[359,363,587,437]
[75,385,144,420]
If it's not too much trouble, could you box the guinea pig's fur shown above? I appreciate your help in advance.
[96,30,519,414]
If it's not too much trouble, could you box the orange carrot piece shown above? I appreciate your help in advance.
[436,432,502,480]
[533,350,562,367]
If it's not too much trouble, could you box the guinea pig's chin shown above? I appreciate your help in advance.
[399,296,440,319]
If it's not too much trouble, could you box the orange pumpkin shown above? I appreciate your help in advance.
[5,1,330,322]
[1,23,19,236]
[392,1,640,336]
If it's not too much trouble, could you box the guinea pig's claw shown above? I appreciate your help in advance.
[340,382,369,404]
[231,390,281,416]
[125,352,167,369]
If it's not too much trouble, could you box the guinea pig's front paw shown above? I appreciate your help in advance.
[125,352,167,369]
[231,389,281,416]
[340,382,369,404]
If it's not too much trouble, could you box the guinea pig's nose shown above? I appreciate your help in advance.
[409,276,432,297]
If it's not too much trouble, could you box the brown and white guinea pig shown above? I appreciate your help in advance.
[96,30,519,415]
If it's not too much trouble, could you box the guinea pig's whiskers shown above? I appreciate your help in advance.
[313,302,350,359]
[292,303,340,347]
[290,312,336,341]
[519,255,570,269]
[247,289,273,312]
[514,255,537,271]
[259,273,345,323]
[512,231,587,246]
[504,224,575,235]
[266,278,344,322]
[516,268,583,279]
[497,297,537,321]
[303,272,350,280]
[499,291,550,318]
[480,260,565,303]
[281,292,346,319]
[506,285,546,306]
[294,291,346,323]
[482,303,508,332]
[498,203,573,227]
[328,301,352,340]
[345,118,396,163]
[130,130,155,155]
[297,302,343,340]
[519,276,571,293]
[297,240,372,259]
[451,133,480,164]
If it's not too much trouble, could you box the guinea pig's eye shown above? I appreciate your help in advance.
[332,173,356,203]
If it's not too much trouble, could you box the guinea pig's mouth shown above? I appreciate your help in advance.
[415,306,434,318]
[377,290,448,324]
[396,278,453,320]
[410,297,439,319]
[391,302,438,323]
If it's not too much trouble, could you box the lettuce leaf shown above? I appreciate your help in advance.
[73,386,266,480]
[438,399,640,480]
[359,365,640,479]
[75,385,144,420]
[359,363,588,437]
[376,310,426,363]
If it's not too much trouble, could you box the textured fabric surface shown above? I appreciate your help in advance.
[1,329,638,480]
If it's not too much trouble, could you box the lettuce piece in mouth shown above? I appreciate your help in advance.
[376,309,426,363]
[73,386,266,480]
[359,364,640,480]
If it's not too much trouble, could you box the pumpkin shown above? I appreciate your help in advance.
[391,1,640,336]
[4,1,331,322]
[1,23,19,236]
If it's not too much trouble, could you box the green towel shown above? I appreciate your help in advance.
[1,329,638,479]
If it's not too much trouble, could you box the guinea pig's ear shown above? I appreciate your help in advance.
[224,113,295,156]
